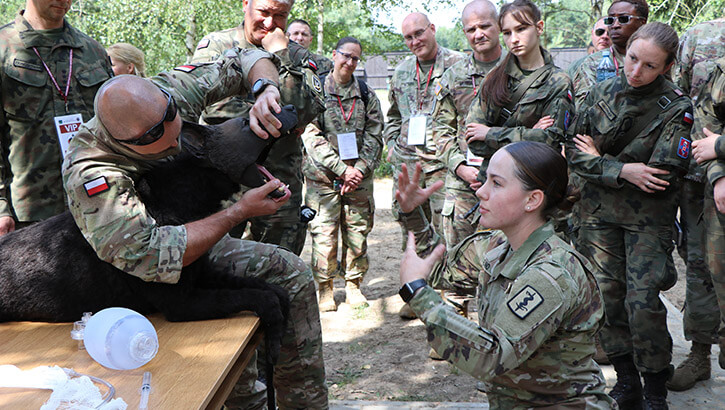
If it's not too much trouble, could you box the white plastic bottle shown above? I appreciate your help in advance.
[83,307,159,370]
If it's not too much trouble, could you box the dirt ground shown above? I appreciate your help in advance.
[299,178,689,403]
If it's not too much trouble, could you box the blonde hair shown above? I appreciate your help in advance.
[107,43,146,77]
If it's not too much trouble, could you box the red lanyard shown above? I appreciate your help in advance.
[416,61,435,111]
[33,47,73,111]
[337,96,355,124]
[609,46,620,73]
[472,76,479,97]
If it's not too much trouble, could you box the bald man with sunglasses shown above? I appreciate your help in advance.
[61,48,329,409]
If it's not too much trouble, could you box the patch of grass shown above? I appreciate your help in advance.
[374,146,394,178]
[448,363,460,375]
[347,341,366,353]
[352,303,370,319]
[332,365,364,388]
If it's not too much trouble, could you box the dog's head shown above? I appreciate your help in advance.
[180,105,298,199]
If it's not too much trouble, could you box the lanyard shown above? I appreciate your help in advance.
[337,96,355,124]
[33,47,73,111]
[472,75,479,97]
[609,46,620,73]
[415,60,435,111]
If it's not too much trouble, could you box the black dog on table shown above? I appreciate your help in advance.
[0,106,298,407]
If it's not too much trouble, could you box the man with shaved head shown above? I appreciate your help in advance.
[62,50,328,409]
[386,14,465,321]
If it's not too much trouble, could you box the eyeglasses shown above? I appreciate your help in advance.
[336,49,361,64]
[603,15,645,26]
[594,28,606,36]
[403,24,431,43]
[120,88,177,146]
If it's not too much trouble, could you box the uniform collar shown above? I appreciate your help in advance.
[16,10,83,50]
[469,47,505,76]
[507,47,553,82]
[484,222,555,280]
[620,70,666,96]
[324,72,361,99]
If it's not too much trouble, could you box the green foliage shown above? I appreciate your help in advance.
[649,0,725,32]
[435,22,468,52]
[374,146,394,178]
[538,0,596,48]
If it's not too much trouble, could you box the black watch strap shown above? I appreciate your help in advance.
[252,78,278,98]
[399,279,427,303]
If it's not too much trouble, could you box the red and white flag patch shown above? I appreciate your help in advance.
[174,65,197,73]
[683,112,694,125]
[84,176,109,197]
[567,89,573,102]
[308,58,318,72]
[196,38,210,50]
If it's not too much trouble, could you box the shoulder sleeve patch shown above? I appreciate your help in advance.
[307,58,318,72]
[567,89,573,102]
[174,64,198,73]
[196,38,210,50]
[677,136,691,159]
[434,79,443,96]
[596,100,616,121]
[683,111,694,125]
[84,176,109,197]
[507,285,544,319]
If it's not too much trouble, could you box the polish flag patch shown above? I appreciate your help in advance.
[174,65,197,73]
[683,112,694,125]
[308,58,318,72]
[567,89,573,102]
[84,176,109,197]
[677,137,691,159]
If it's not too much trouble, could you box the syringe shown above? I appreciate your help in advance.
[139,371,151,410]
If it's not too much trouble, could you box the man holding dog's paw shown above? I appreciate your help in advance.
[62,49,328,409]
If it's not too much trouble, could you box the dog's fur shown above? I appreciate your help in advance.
[0,107,299,404]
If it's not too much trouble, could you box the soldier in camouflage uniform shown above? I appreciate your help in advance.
[286,19,333,74]
[567,23,691,409]
[432,0,504,250]
[62,52,328,410]
[302,37,383,311]
[692,55,725,372]
[396,142,612,409]
[0,4,113,235]
[666,18,725,392]
[385,13,466,252]
[190,0,325,256]
[570,0,648,108]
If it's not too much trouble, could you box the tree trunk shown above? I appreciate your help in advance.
[317,0,324,54]
[185,12,197,62]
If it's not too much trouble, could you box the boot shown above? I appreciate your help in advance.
[666,342,710,391]
[345,278,368,307]
[317,280,337,312]
[399,303,416,319]
[608,354,642,410]
[594,335,611,365]
[642,368,671,410]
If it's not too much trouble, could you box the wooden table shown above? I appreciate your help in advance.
[0,313,261,409]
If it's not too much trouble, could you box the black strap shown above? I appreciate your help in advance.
[608,85,683,156]
[496,65,550,125]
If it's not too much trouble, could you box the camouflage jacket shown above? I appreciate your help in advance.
[673,18,725,181]
[465,48,574,176]
[566,72,693,226]
[0,11,113,221]
[310,52,333,75]
[694,56,725,185]
[406,221,611,409]
[571,46,624,108]
[384,46,465,173]
[433,52,503,191]
[62,49,272,284]
[190,23,324,130]
[302,74,383,184]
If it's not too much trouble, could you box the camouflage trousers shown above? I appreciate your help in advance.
[207,236,328,409]
[576,220,676,373]
[704,185,725,349]
[440,185,479,249]
[305,178,375,282]
[391,154,447,250]
[680,180,720,344]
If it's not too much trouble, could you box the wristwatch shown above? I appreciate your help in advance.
[399,279,427,303]
[252,78,278,98]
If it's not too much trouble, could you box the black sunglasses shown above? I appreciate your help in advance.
[120,88,178,146]
[603,15,645,26]
[594,28,606,36]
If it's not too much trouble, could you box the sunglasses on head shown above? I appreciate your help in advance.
[119,88,178,146]
[603,15,645,26]
[594,28,606,36]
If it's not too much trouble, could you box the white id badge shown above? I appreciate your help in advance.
[54,113,83,158]
[407,115,427,145]
[466,148,484,167]
[337,132,359,160]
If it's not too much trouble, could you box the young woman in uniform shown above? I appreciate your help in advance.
[567,22,692,409]
[396,141,612,409]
